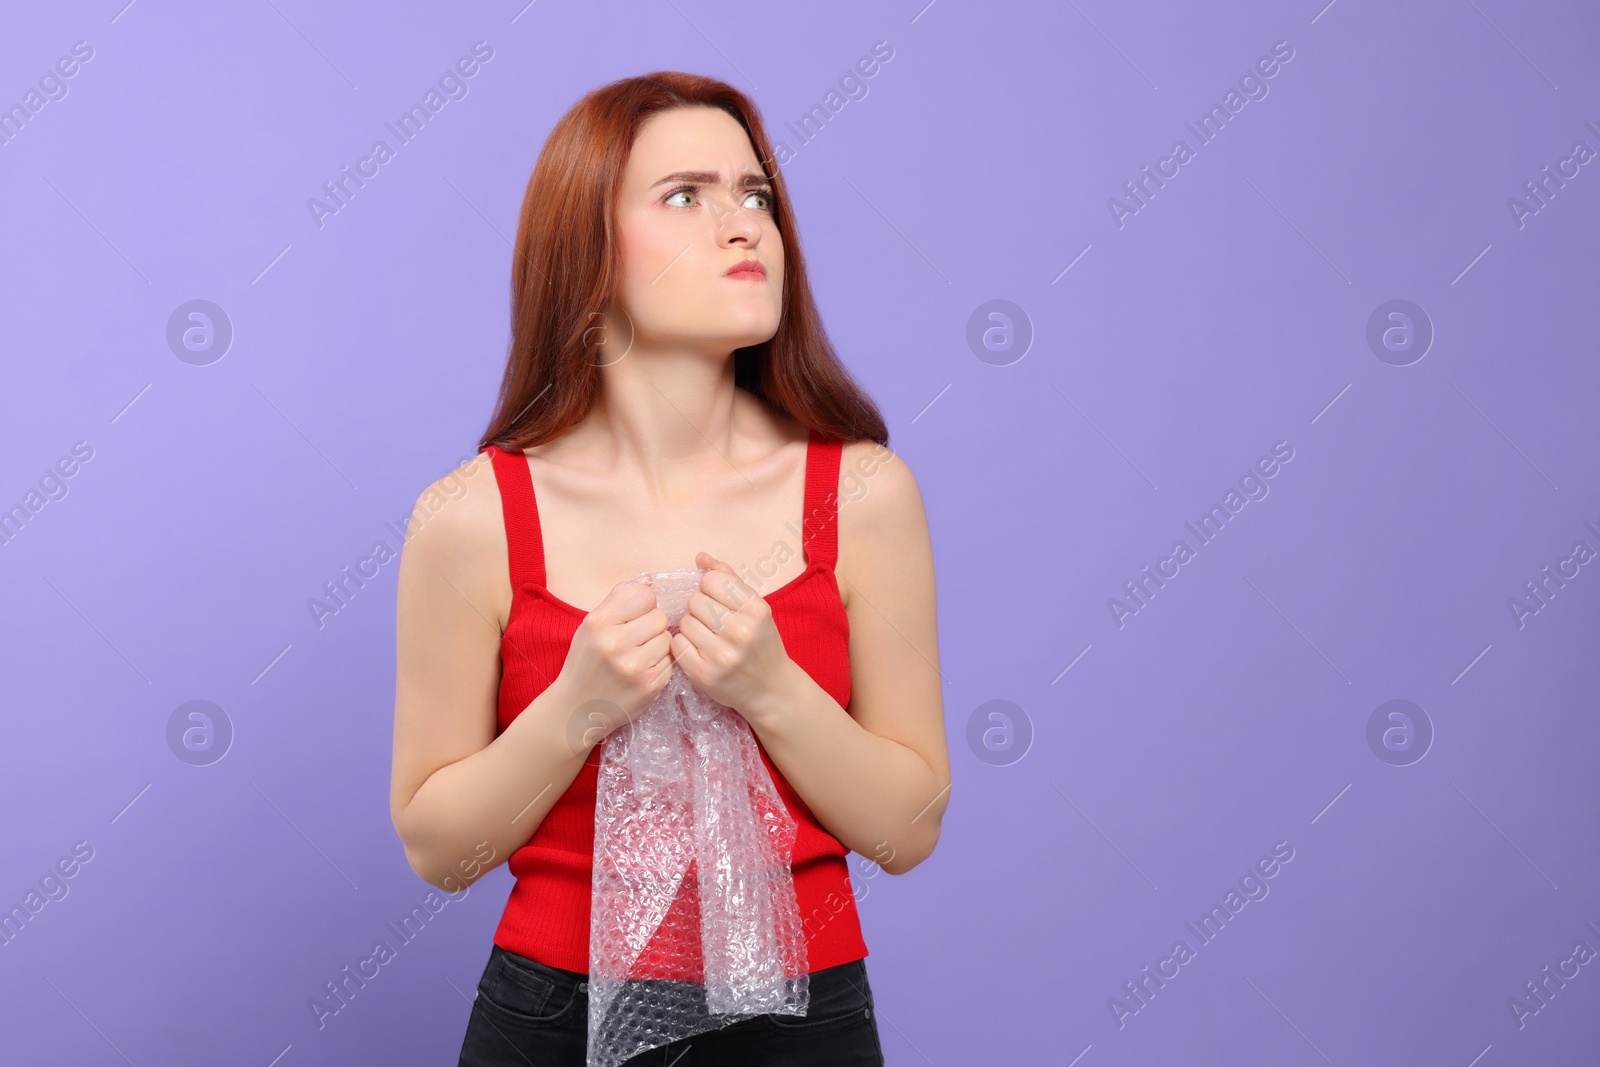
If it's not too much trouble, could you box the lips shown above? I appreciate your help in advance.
[724,261,766,279]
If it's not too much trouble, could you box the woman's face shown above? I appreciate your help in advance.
[609,106,785,357]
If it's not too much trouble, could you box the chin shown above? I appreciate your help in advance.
[646,306,780,351]
[714,309,782,347]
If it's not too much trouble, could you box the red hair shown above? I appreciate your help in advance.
[477,71,888,453]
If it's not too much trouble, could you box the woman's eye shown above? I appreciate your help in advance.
[663,187,774,211]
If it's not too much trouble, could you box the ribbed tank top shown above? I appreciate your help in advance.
[481,427,869,979]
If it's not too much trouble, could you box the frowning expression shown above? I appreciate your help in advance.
[609,105,785,356]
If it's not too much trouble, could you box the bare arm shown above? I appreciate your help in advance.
[388,455,671,891]
[740,442,950,875]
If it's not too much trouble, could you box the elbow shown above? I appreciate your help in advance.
[884,840,938,876]
[881,853,927,877]
[399,822,501,892]
[877,824,943,877]
[397,825,446,889]
[405,843,488,893]
[394,804,451,891]
[881,777,949,875]
[394,810,423,877]
[403,843,446,890]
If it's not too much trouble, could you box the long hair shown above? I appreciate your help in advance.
[477,71,888,453]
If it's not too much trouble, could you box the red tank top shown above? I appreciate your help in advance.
[482,427,869,978]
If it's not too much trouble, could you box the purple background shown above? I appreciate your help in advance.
[4,0,1599,1063]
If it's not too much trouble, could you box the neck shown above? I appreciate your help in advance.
[578,341,744,496]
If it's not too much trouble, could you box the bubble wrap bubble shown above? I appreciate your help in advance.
[586,568,810,1067]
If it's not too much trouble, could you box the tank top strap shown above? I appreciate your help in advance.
[801,428,843,571]
[482,445,548,589]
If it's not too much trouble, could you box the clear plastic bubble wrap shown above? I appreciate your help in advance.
[586,568,810,1067]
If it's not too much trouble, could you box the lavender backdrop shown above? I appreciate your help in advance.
[3,0,1598,1063]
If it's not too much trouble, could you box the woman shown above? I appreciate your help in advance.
[390,71,949,1066]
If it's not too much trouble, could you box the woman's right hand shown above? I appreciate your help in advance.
[551,581,674,754]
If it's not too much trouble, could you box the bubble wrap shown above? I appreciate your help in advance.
[586,568,810,1067]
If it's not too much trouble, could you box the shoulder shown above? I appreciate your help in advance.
[834,439,929,605]
[837,438,922,523]
[397,451,508,588]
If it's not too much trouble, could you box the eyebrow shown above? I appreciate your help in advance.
[649,169,772,189]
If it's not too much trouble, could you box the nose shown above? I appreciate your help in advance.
[707,190,762,247]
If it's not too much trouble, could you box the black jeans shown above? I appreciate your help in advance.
[457,944,885,1066]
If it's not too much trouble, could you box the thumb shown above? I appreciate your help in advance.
[697,551,734,575]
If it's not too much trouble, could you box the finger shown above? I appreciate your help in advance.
[696,559,755,614]
[648,650,676,688]
[684,591,740,637]
[638,628,673,663]
[697,551,736,577]
[621,607,671,647]
[604,580,659,623]
[670,630,708,677]
[677,612,731,659]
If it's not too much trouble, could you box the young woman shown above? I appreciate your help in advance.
[390,71,948,1066]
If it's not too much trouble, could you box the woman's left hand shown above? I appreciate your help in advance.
[670,551,795,725]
